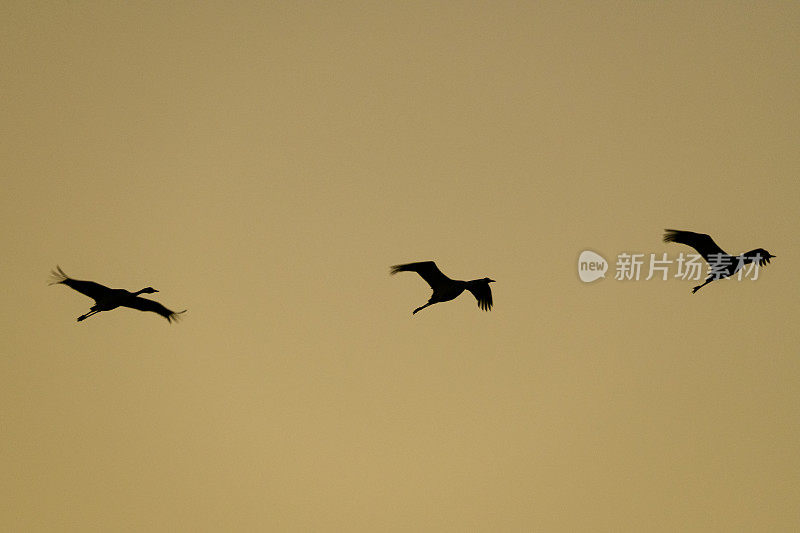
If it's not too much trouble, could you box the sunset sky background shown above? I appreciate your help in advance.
[2,2,799,530]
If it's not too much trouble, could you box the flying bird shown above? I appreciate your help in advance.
[50,266,186,322]
[390,261,495,314]
[662,229,775,293]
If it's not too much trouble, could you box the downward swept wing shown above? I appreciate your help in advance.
[125,297,187,323]
[466,282,493,311]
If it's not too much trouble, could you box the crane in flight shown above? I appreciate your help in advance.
[662,229,775,293]
[390,261,495,314]
[50,266,186,323]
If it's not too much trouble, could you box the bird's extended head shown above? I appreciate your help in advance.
[140,287,159,294]
[483,277,496,283]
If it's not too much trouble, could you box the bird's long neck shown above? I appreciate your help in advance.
[132,288,149,296]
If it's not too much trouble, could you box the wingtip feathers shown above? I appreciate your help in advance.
[49,265,68,285]
[662,229,680,243]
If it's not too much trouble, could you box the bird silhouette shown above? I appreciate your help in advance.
[663,229,775,293]
[390,261,495,314]
[50,266,186,322]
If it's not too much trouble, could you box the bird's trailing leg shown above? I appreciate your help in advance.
[412,302,433,315]
[692,279,713,294]
[77,310,100,322]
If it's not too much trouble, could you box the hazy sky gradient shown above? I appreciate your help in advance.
[2,2,799,530]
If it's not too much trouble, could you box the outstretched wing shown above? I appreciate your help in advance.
[390,261,452,288]
[124,297,186,323]
[750,248,774,267]
[49,265,111,301]
[663,229,728,263]
[466,282,493,311]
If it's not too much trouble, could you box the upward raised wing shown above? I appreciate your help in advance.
[466,282,493,311]
[663,229,728,262]
[123,297,186,323]
[390,261,452,288]
[50,266,112,301]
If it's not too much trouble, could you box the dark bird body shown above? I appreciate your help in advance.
[663,229,774,293]
[390,261,495,314]
[50,266,186,322]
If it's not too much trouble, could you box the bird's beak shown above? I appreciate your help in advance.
[489,279,496,283]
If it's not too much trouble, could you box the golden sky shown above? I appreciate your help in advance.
[2,1,799,531]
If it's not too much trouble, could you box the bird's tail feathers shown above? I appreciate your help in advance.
[49,265,69,285]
